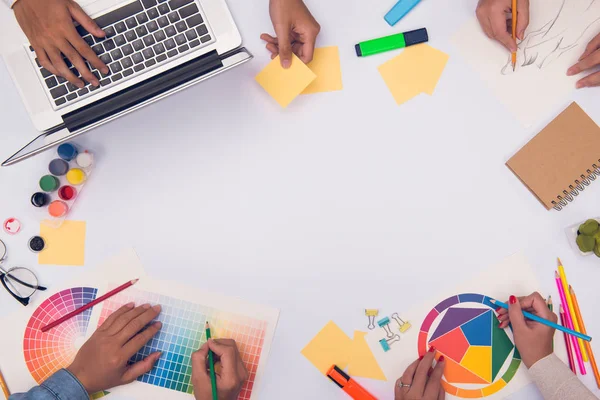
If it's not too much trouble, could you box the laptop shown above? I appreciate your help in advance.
[1,0,252,166]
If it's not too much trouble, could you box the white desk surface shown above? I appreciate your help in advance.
[2,0,600,399]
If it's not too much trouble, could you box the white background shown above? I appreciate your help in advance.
[1,0,600,399]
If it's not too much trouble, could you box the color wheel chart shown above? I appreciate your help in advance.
[418,293,521,398]
[98,287,268,399]
[22,287,108,398]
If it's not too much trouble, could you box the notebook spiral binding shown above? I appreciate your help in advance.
[552,161,600,211]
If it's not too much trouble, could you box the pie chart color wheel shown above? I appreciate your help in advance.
[23,287,98,383]
[418,293,522,398]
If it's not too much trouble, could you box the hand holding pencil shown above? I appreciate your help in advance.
[496,293,557,367]
[475,0,530,51]
[191,338,249,400]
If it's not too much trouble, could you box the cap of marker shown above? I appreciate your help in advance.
[355,28,428,57]
[4,218,22,235]
[28,236,45,253]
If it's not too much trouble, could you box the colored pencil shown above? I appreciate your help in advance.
[560,305,576,374]
[41,279,139,333]
[511,0,517,70]
[0,367,10,399]
[558,259,589,361]
[490,299,591,342]
[206,322,218,400]
[548,296,553,349]
[571,286,600,388]
[555,272,586,374]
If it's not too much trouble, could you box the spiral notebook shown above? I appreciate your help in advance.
[507,102,600,211]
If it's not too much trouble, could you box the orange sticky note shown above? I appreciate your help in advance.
[255,54,316,108]
[302,46,343,94]
[38,220,86,266]
[378,44,449,105]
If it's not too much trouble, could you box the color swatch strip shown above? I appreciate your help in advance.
[98,288,268,399]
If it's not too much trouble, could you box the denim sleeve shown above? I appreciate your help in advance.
[9,369,89,400]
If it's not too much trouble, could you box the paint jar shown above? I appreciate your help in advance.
[57,143,78,161]
[39,175,60,192]
[66,168,86,186]
[58,186,77,201]
[48,159,69,176]
[48,200,69,218]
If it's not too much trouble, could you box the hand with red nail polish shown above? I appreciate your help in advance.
[394,349,446,400]
[501,292,557,368]
[67,303,163,393]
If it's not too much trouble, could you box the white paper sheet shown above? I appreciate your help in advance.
[0,248,280,400]
[452,0,600,127]
[366,253,568,400]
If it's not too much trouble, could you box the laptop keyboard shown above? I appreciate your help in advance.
[28,0,213,109]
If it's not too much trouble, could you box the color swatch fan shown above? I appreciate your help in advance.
[23,287,108,398]
[418,293,521,398]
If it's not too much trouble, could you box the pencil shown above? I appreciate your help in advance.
[41,279,139,333]
[490,299,591,342]
[205,322,218,400]
[511,0,517,70]
[560,305,576,374]
[571,286,600,388]
[558,259,588,361]
[0,367,10,399]
[555,272,586,374]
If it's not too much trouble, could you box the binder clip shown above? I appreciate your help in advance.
[365,309,379,330]
[391,313,412,333]
[379,335,401,352]
[378,317,395,338]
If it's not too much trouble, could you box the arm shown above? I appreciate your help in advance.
[8,369,88,400]
[529,354,597,400]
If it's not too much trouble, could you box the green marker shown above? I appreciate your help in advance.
[355,28,428,57]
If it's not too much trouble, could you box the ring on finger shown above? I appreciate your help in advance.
[397,382,411,389]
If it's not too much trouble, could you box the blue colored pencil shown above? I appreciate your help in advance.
[490,299,592,342]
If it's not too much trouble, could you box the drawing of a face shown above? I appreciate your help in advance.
[502,0,600,74]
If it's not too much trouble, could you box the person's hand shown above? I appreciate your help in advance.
[67,303,163,393]
[496,293,555,368]
[260,0,320,68]
[567,32,600,88]
[476,0,530,52]
[191,339,249,400]
[395,346,446,400]
[13,0,109,88]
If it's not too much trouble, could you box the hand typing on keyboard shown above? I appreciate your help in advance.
[260,0,320,69]
[13,0,109,88]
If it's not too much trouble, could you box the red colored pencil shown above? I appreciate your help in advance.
[41,279,139,333]
[560,305,576,374]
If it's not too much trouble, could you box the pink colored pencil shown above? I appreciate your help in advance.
[560,305,576,373]
[41,279,139,333]
[556,272,586,374]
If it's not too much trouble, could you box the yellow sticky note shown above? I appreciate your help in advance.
[38,221,86,266]
[255,54,316,108]
[302,46,343,94]
[348,331,387,381]
[378,44,449,105]
[301,321,353,374]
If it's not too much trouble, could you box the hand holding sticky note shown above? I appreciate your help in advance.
[255,54,316,108]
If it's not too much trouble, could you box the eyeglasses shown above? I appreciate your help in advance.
[0,239,46,306]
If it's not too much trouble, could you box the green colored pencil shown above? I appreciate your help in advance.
[205,322,218,400]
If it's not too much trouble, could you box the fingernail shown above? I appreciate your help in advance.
[429,346,436,353]
[495,307,501,312]
[567,67,576,75]
[576,82,585,89]
[153,305,161,312]
[77,82,84,88]
[142,303,151,309]
[126,302,135,308]
[92,81,99,87]
[509,295,517,304]
[282,58,291,68]
[439,355,445,362]
[419,355,424,361]
[154,321,162,328]
[102,67,109,74]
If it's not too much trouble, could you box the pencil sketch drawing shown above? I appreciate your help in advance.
[501,0,600,74]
